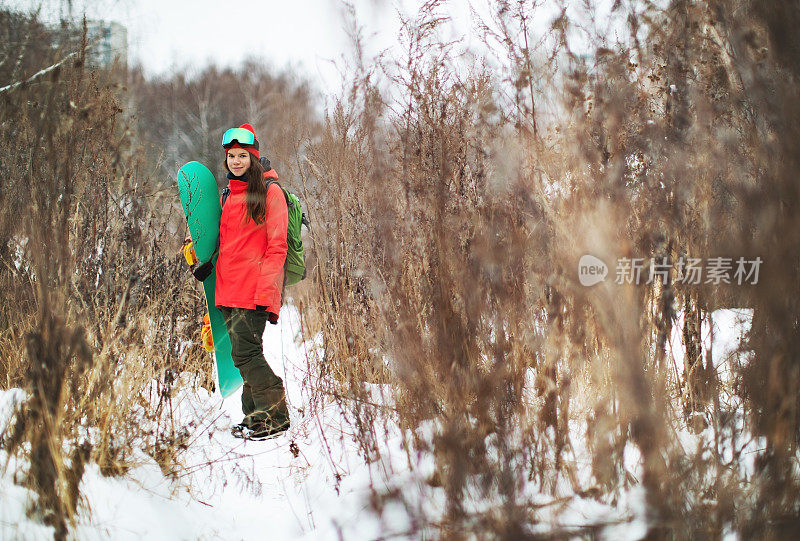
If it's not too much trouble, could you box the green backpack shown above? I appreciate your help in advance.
[221,181,309,286]
[266,180,309,286]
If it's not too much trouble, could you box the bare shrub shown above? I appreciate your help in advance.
[300,0,800,537]
[0,12,210,538]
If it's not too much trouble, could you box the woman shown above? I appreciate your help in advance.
[216,123,290,440]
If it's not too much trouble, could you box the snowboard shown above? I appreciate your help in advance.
[177,161,242,398]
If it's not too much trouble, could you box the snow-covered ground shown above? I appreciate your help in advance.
[1,306,432,540]
[0,307,753,539]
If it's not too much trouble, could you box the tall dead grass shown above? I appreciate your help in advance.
[0,13,211,539]
[299,0,800,537]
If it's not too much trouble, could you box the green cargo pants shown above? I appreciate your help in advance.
[220,307,289,429]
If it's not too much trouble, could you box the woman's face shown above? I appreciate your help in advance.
[226,147,251,176]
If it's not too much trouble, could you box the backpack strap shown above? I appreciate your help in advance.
[266,180,309,229]
[265,180,293,208]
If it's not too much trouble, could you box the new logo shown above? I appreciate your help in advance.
[579,255,608,286]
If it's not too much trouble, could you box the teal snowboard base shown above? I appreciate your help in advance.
[178,161,242,398]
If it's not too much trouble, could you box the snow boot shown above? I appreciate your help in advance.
[243,419,290,441]
[231,423,249,438]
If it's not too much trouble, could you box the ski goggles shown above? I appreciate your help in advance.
[222,127,259,149]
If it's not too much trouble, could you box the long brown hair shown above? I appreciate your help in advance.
[224,154,267,224]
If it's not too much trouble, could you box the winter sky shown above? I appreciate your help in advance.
[7,0,624,96]
[6,0,481,92]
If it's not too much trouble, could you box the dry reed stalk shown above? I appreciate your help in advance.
[297,0,800,537]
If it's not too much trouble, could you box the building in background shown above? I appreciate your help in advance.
[86,20,127,69]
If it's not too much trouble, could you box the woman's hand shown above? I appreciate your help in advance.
[192,260,214,282]
[255,305,279,325]
[181,239,198,266]
[181,237,213,282]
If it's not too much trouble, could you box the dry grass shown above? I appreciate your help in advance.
[0,14,212,539]
[296,0,800,538]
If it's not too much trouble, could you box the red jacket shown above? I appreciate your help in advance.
[215,169,288,315]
